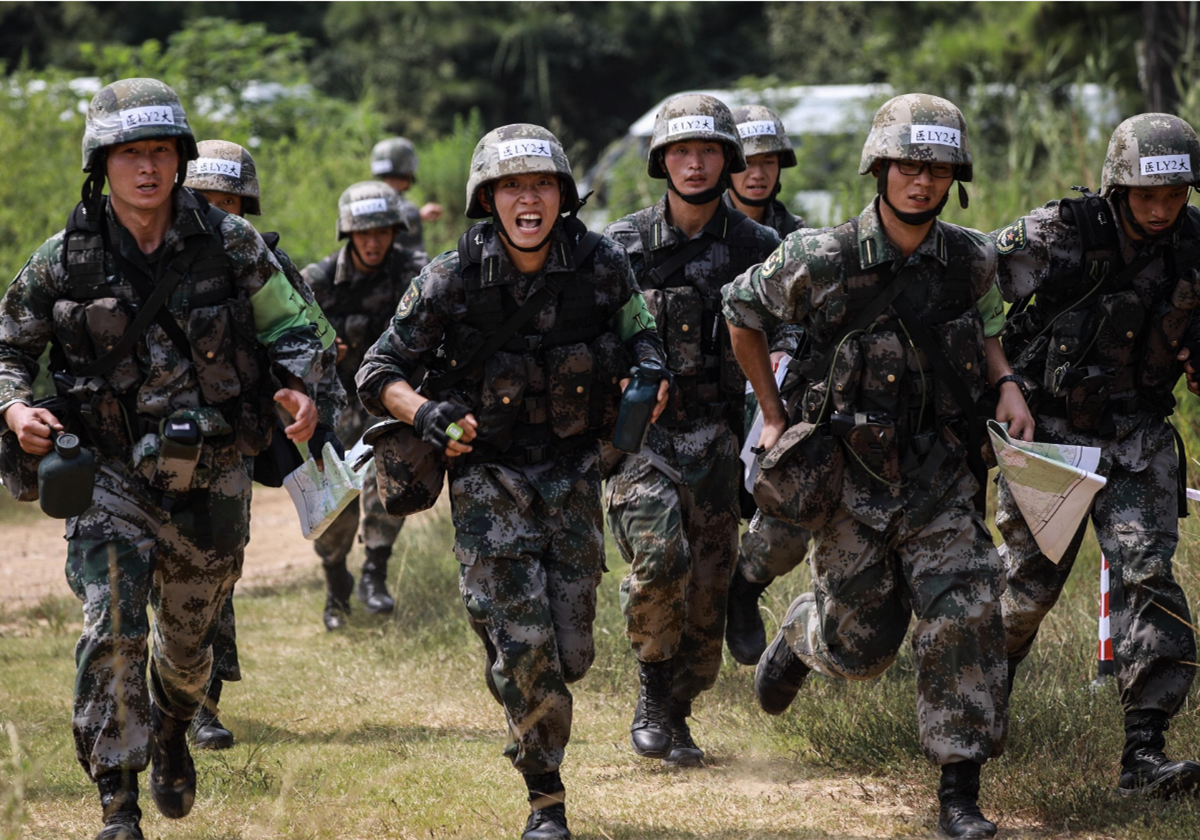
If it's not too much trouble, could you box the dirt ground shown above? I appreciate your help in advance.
[0,486,324,605]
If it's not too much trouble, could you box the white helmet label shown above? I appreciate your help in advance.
[667,116,715,136]
[119,105,175,130]
[371,159,394,174]
[910,125,961,148]
[496,139,553,160]
[193,157,242,179]
[738,120,777,138]
[1140,154,1192,175]
[350,197,389,217]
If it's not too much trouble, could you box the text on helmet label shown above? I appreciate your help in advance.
[738,120,777,138]
[193,158,242,179]
[1140,154,1192,175]
[118,105,175,130]
[667,116,716,136]
[496,140,553,160]
[350,197,389,217]
[909,125,961,148]
[371,159,394,174]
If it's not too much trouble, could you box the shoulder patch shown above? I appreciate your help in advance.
[995,219,1027,255]
[396,282,420,319]
[760,245,785,280]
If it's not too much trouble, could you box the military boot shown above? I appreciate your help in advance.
[630,659,673,759]
[357,546,395,614]
[190,678,234,750]
[754,621,810,715]
[148,702,196,819]
[322,559,354,631]
[937,760,996,839]
[95,770,143,840]
[662,698,704,768]
[725,571,772,665]
[1118,709,1200,798]
[523,771,570,840]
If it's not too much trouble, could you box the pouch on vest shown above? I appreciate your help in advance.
[857,331,906,417]
[829,338,862,415]
[1094,290,1144,375]
[54,373,131,458]
[545,342,594,439]
[588,332,630,437]
[1062,366,1115,431]
[367,418,446,517]
[661,287,704,376]
[478,351,527,450]
[752,421,843,531]
[132,408,232,494]
[931,310,986,419]
[1045,310,1089,394]
[187,305,242,405]
[82,299,140,392]
[52,300,93,372]
[845,415,902,493]
[228,297,264,391]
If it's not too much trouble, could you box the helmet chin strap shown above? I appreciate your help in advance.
[487,184,559,254]
[731,179,781,209]
[876,161,957,226]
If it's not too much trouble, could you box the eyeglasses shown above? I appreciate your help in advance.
[894,160,955,179]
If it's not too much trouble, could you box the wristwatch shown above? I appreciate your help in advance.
[995,373,1030,401]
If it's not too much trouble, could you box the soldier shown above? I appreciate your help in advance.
[357,124,666,840]
[302,181,428,630]
[370,136,445,251]
[602,93,780,767]
[723,104,815,665]
[0,79,323,840]
[725,94,1034,838]
[181,139,346,750]
[994,113,1200,798]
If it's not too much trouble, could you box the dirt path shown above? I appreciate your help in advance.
[1,486,325,605]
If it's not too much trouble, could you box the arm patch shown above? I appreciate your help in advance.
[995,219,1027,255]
[396,282,420,320]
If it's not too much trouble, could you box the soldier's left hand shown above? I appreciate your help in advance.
[996,381,1035,442]
[274,387,318,443]
[1178,346,1200,395]
[420,202,444,221]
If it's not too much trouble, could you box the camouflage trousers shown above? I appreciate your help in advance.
[605,419,741,702]
[997,420,1196,714]
[66,448,250,780]
[781,469,1008,765]
[451,445,605,775]
[313,459,405,564]
[205,589,241,683]
[738,510,812,584]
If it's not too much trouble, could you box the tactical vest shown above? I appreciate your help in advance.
[436,219,627,465]
[633,205,763,428]
[1002,190,1200,433]
[770,200,800,238]
[50,196,272,462]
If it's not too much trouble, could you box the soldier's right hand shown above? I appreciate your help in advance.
[413,399,477,457]
[4,403,63,456]
[335,337,348,364]
[758,416,787,452]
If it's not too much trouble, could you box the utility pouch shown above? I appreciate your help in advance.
[83,298,138,392]
[858,331,906,416]
[931,310,986,419]
[845,415,902,490]
[588,333,630,437]
[829,338,862,415]
[1045,311,1089,394]
[478,352,527,449]
[753,421,844,531]
[54,374,131,457]
[1065,366,1115,431]
[52,300,93,371]
[227,297,263,390]
[368,418,446,517]
[546,342,594,438]
[156,416,202,494]
[187,304,242,405]
[661,287,704,376]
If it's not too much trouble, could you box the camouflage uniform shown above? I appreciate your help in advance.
[371,137,425,251]
[992,118,1200,716]
[358,125,663,796]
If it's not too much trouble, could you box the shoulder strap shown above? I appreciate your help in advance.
[1060,187,1120,283]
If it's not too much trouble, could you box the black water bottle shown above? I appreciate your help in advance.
[37,432,96,519]
[612,360,665,454]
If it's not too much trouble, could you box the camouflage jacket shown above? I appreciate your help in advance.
[396,194,424,251]
[992,196,1200,468]
[303,241,428,403]
[723,193,805,239]
[605,195,780,428]
[0,189,323,458]
[724,198,1006,529]
[356,220,664,461]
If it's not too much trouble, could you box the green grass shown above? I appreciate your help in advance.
[4,498,1200,839]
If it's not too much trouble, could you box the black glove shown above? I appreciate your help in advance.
[413,399,472,453]
[309,422,345,460]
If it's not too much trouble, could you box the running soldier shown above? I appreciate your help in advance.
[603,93,780,767]
[0,79,324,840]
[726,94,1033,838]
[994,112,1200,799]
[370,136,445,251]
[357,124,666,840]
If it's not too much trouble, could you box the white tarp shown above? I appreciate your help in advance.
[987,420,1106,564]
[283,437,374,540]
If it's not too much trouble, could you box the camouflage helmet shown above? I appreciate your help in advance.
[648,93,747,178]
[465,124,578,219]
[1100,113,1200,196]
[184,140,261,215]
[82,78,198,173]
[337,181,409,240]
[370,137,419,181]
[732,104,796,169]
[859,93,973,182]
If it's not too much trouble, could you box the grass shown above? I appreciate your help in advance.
[4,496,1200,839]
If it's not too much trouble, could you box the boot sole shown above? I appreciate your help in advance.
[630,732,672,760]
[754,633,805,716]
[662,748,704,768]
[1118,771,1200,800]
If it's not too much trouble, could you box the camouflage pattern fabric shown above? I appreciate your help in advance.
[184,139,261,215]
[646,93,747,178]
[207,589,241,683]
[1100,113,1200,195]
[738,509,811,584]
[465,123,580,219]
[779,469,1008,765]
[371,137,419,180]
[732,104,797,168]
[722,192,806,239]
[605,421,741,698]
[858,93,973,180]
[67,447,250,780]
[396,194,424,252]
[336,181,408,240]
[82,77,197,172]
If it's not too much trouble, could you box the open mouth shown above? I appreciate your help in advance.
[136,182,160,194]
[516,212,542,233]
[906,193,931,206]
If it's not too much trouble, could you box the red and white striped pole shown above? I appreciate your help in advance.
[1097,552,1114,678]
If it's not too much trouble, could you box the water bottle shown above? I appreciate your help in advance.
[38,431,96,519]
[612,360,665,454]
